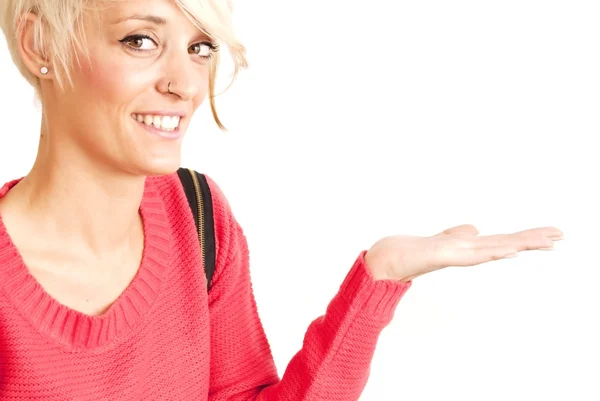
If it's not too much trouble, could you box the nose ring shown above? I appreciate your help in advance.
[168,82,173,94]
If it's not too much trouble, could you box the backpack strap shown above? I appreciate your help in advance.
[176,168,216,291]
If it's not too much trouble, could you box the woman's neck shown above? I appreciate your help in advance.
[1,138,146,257]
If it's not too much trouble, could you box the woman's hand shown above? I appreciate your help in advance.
[365,224,564,282]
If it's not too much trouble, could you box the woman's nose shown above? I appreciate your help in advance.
[160,54,202,101]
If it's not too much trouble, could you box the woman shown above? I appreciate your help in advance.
[0,0,563,399]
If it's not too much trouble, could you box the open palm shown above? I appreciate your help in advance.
[366,224,564,282]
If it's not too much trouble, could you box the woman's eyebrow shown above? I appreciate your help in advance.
[113,14,167,25]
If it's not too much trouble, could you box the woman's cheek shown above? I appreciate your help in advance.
[82,55,148,102]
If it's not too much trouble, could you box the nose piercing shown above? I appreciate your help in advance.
[168,82,173,94]
[40,66,48,75]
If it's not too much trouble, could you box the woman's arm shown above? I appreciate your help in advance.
[206,176,412,401]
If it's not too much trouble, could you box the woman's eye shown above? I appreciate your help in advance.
[189,42,214,58]
[120,35,157,51]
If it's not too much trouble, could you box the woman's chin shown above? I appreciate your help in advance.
[131,157,182,177]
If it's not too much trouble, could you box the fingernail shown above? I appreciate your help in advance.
[539,246,554,250]
[505,253,518,258]
[550,235,563,240]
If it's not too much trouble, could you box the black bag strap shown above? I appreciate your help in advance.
[176,168,216,291]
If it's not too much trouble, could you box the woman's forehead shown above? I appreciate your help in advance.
[89,0,208,37]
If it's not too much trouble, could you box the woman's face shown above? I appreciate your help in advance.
[42,0,213,175]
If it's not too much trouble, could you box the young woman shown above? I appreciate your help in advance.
[0,0,563,399]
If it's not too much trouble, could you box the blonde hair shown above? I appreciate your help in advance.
[0,0,247,130]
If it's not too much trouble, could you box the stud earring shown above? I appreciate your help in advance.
[40,66,48,75]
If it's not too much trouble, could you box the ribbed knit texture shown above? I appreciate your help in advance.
[0,172,412,400]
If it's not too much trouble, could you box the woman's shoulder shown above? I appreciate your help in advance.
[149,171,247,278]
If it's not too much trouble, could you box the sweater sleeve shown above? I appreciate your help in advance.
[205,176,412,401]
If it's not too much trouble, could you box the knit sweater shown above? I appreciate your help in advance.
[0,172,412,400]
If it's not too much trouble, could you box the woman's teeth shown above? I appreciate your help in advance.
[132,114,181,131]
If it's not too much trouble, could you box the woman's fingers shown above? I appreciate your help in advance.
[472,227,563,250]
[473,234,552,251]
[436,225,562,244]
[434,226,564,268]
[513,227,563,238]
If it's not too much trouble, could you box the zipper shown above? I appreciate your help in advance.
[187,168,205,271]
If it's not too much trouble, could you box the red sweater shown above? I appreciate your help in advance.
[0,172,412,400]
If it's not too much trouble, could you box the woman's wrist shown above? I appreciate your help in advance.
[364,249,407,282]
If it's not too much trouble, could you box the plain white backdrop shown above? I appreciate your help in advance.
[1,0,599,399]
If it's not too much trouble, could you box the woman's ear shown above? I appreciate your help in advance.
[16,13,53,80]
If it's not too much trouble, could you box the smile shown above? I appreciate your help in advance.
[132,113,181,132]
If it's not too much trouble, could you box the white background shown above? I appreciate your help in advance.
[1,0,599,399]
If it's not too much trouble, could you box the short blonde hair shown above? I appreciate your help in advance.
[0,0,247,130]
